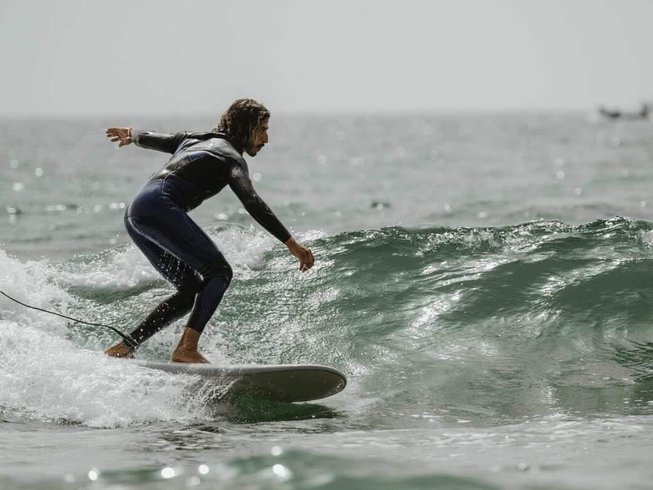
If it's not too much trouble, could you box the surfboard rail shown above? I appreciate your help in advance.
[134,361,347,402]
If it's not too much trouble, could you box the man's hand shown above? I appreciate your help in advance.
[106,127,133,147]
[285,237,315,272]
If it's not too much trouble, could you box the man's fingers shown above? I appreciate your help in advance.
[289,243,314,272]
[106,128,127,139]
[106,128,131,147]
[299,250,314,272]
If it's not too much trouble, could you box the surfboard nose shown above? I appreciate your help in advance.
[232,366,347,402]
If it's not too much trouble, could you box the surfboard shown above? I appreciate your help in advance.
[136,361,347,402]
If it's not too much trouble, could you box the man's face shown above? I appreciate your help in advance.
[245,118,269,157]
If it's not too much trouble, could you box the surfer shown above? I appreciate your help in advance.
[103,99,314,363]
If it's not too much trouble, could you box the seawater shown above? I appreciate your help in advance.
[1,113,653,489]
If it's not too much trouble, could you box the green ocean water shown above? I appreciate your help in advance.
[1,113,653,489]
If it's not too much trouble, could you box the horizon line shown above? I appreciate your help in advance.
[0,105,615,120]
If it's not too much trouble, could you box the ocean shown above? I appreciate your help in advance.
[1,112,653,489]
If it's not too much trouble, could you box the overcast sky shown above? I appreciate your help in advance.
[1,0,651,116]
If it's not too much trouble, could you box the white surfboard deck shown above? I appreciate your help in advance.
[135,360,347,402]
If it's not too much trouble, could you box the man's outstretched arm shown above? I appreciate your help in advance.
[106,127,187,154]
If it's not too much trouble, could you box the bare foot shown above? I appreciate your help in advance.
[171,349,209,363]
[171,327,209,363]
[104,341,135,359]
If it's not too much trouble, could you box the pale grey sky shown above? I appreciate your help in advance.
[1,0,651,116]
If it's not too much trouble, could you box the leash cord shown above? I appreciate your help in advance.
[0,289,138,349]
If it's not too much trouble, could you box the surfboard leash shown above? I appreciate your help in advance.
[0,290,138,349]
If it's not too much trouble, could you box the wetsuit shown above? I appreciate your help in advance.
[123,129,291,348]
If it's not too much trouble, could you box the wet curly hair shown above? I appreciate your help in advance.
[214,98,270,150]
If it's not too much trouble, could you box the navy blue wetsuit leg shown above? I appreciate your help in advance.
[124,179,232,346]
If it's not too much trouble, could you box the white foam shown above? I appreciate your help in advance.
[210,226,276,278]
[58,246,158,289]
[0,319,226,427]
[0,250,230,428]
[0,250,71,336]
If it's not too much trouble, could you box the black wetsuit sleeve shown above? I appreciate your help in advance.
[228,164,292,243]
[131,130,188,154]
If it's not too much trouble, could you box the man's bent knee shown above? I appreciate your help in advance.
[202,263,233,285]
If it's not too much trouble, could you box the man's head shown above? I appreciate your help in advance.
[216,98,270,156]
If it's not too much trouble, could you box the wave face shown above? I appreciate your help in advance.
[2,218,653,428]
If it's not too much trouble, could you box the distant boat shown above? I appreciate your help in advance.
[598,103,649,120]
